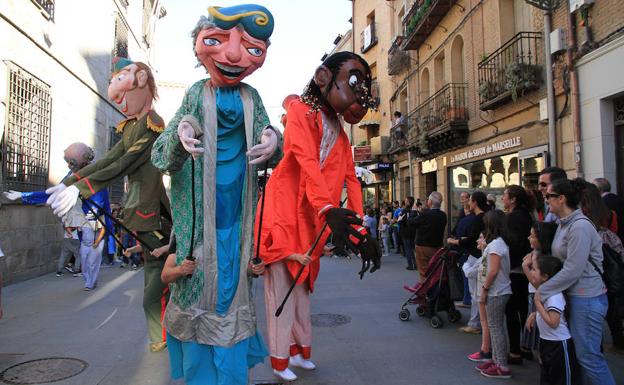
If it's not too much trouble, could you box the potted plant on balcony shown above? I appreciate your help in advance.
[505,60,543,101]
[446,106,467,121]
[478,80,498,103]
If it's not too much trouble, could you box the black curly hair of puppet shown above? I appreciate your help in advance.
[301,51,377,112]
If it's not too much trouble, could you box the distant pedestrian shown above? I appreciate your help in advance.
[538,167,567,223]
[593,177,624,241]
[409,192,447,283]
[379,216,391,256]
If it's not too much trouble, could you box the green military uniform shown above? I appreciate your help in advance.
[65,110,171,346]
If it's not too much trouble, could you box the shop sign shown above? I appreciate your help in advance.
[353,145,372,162]
[421,159,437,173]
[377,162,392,170]
[450,136,522,164]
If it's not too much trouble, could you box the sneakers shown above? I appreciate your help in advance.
[460,326,482,335]
[289,354,316,370]
[475,360,494,372]
[73,272,83,277]
[273,368,297,382]
[55,271,64,277]
[507,354,523,365]
[468,350,492,362]
[84,287,92,291]
[64,266,74,274]
[120,263,127,268]
[131,264,138,270]
[480,364,511,379]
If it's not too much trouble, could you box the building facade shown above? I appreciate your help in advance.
[350,0,624,228]
[0,0,165,284]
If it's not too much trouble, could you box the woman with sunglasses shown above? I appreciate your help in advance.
[528,179,615,385]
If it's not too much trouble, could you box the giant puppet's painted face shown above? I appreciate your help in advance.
[195,5,274,88]
[108,61,153,118]
[317,58,373,124]
[63,142,94,172]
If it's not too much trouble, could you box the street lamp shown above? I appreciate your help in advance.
[525,0,561,166]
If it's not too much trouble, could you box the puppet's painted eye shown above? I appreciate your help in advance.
[117,74,125,82]
[348,74,358,87]
[204,38,220,46]
[247,47,263,57]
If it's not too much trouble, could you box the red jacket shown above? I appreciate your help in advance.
[255,100,363,291]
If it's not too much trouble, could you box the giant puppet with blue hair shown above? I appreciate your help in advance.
[151,4,282,385]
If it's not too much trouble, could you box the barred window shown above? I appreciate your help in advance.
[113,14,129,62]
[108,128,125,205]
[615,95,624,125]
[142,0,156,48]
[32,0,55,21]
[1,62,52,192]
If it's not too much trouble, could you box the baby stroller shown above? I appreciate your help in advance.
[398,247,463,328]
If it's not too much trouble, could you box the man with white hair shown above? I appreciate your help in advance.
[408,191,447,282]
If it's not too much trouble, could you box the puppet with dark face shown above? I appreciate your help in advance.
[255,51,381,382]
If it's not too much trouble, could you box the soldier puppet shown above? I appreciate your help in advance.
[45,58,171,352]
[256,51,382,382]
[151,4,281,385]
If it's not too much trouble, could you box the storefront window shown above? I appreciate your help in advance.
[448,153,518,227]
[363,186,376,209]
[448,149,546,229]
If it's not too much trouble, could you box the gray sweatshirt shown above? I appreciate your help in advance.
[538,209,606,300]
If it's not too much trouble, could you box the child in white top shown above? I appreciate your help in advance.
[526,254,580,385]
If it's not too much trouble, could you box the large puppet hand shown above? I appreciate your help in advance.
[3,190,23,201]
[247,126,278,165]
[49,185,80,217]
[357,233,382,279]
[45,183,67,205]
[178,121,204,159]
[325,208,364,254]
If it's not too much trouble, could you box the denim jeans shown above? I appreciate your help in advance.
[402,237,415,269]
[568,293,615,385]
[458,253,471,305]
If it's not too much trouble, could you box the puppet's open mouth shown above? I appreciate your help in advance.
[215,62,245,79]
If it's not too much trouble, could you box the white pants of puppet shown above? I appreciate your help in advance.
[264,261,312,371]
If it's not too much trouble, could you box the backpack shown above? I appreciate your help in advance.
[589,243,624,297]
[572,217,624,297]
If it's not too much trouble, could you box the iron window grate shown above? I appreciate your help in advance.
[113,13,129,63]
[615,95,624,125]
[1,61,52,192]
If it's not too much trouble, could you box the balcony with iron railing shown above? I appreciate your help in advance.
[407,83,469,157]
[388,36,410,76]
[360,23,378,54]
[402,0,457,50]
[478,32,543,110]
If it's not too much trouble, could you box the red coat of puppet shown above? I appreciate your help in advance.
[255,99,363,291]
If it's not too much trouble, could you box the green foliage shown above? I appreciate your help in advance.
[505,61,543,101]
[406,0,432,36]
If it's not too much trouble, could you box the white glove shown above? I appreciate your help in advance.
[178,121,204,159]
[45,183,67,205]
[3,190,23,201]
[247,126,278,165]
[49,185,80,217]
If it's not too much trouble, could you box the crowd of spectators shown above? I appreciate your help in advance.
[362,169,623,383]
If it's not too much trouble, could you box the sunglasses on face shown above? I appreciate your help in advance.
[545,193,561,199]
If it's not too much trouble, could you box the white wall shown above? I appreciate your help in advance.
[577,35,624,191]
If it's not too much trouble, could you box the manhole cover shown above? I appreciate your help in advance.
[0,357,88,384]
[311,313,351,327]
